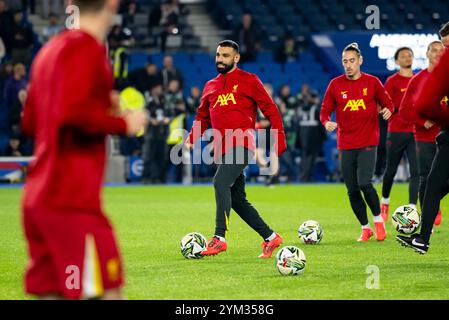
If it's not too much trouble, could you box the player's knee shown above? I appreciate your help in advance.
[347,189,362,199]
[360,183,374,193]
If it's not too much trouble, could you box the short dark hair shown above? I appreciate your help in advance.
[427,40,444,52]
[343,42,361,56]
[394,47,413,60]
[218,40,240,53]
[72,0,107,13]
[440,22,449,38]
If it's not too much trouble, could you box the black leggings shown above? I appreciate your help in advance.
[340,146,380,226]
[416,141,437,208]
[420,132,449,243]
[382,132,419,204]
[213,148,273,239]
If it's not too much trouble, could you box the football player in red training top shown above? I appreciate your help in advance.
[21,0,147,299]
[380,47,418,222]
[185,40,287,258]
[397,42,449,254]
[320,43,393,242]
[398,41,446,227]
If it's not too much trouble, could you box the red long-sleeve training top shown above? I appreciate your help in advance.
[188,67,287,157]
[320,72,394,150]
[384,72,414,133]
[399,69,441,142]
[415,49,449,130]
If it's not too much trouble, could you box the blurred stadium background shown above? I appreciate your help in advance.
[0,0,448,185]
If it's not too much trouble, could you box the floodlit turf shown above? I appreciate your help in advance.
[1,183,449,300]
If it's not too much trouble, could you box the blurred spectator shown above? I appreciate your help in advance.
[119,86,145,156]
[232,13,261,63]
[274,34,299,64]
[128,62,162,94]
[256,83,279,185]
[122,1,138,34]
[273,85,297,182]
[160,55,183,90]
[0,1,14,56]
[0,37,5,62]
[149,0,179,52]
[164,79,185,183]
[108,25,135,90]
[275,84,297,110]
[185,86,201,115]
[0,62,13,134]
[3,63,27,115]
[170,0,189,16]
[41,0,62,19]
[42,12,64,42]
[296,84,314,108]
[297,91,326,182]
[142,84,169,184]
[10,9,34,65]
[21,0,36,14]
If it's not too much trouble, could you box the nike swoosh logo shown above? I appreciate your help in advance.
[412,239,425,247]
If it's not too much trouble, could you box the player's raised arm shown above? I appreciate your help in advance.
[416,49,449,125]
[320,81,337,132]
[187,84,212,147]
[251,75,287,156]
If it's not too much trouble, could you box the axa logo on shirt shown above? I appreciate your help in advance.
[343,99,367,112]
[213,93,237,108]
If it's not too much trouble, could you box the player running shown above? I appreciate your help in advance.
[320,43,393,242]
[185,40,287,258]
[21,0,147,299]
[397,43,449,254]
[380,47,418,222]
[399,41,445,226]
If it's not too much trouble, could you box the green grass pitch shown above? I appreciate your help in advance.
[1,183,448,299]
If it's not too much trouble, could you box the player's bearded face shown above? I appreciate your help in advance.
[216,60,235,74]
[216,47,238,74]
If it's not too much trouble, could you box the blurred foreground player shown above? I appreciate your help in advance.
[21,0,147,299]
[185,40,287,258]
[320,43,393,242]
[399,41,445,226]
[397,45,449,254]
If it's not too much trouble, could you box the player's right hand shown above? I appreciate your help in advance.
[325,121,337,132]
[424,120,435,130]
[125,110,149,136]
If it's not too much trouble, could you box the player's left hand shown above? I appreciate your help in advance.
[380,108,392,120]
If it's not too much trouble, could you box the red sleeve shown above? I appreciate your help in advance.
[416,51,449,125]
[59,44,127,136]
[320,80,336,126]
[384,77,397,113]
[188,84,211,144]
[374,77,394,112]
[399,75,426,127]
[251,75,287,156]
[21,82,36,138]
